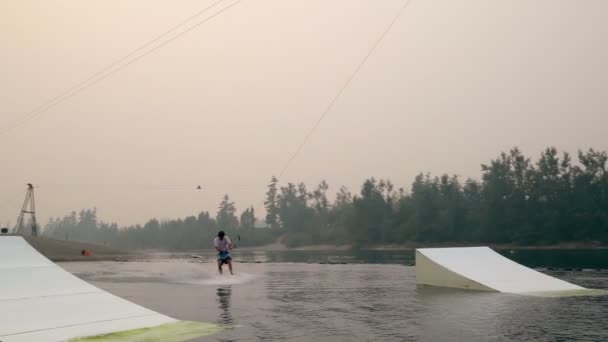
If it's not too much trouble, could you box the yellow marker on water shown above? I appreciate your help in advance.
[69,321,226,342]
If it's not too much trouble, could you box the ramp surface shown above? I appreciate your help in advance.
[0,236,215,342]
[416,247,586,294]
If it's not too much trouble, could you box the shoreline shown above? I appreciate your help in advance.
[170,241,608,253]
[21,236,140,262]
[13,236,607,262]
[363,242,608,251]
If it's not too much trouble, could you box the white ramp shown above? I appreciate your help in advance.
[416,247,587,295]
[0,236,218,342]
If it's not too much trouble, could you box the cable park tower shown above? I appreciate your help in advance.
[15,183,38,236]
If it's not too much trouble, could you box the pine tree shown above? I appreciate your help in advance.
[264,176,280,229]
[217,195,239,232]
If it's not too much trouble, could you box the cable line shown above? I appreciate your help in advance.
[278,0,414,178]
[0,0,240,138]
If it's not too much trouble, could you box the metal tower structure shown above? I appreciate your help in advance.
[15,183,38,236]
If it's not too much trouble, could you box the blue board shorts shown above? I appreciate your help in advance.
[218,251,231,264]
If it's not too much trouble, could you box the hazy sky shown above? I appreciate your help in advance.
[1,0,607,227]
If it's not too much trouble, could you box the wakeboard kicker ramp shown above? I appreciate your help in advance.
[0,236,223,342]
[416,247,606,297]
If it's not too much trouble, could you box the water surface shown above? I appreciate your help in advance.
[61,250,608,341]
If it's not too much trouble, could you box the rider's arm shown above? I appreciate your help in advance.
[214,239,223,252]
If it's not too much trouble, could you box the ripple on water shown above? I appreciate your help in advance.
[60,258,608,341]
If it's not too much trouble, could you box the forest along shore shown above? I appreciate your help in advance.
[43,148,608,251]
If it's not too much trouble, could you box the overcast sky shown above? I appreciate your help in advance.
[1,0,606,227]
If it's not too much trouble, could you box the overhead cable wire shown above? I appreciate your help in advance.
[33,182,264,189]
[277,0,414,179]
[0,0,240,138]
[16,0,225,126]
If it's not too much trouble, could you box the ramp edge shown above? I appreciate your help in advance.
[415,250,497,292]
[415,246,605,296]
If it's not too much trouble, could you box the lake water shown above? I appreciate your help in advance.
[60,249,608,341]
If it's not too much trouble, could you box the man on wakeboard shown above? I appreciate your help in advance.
[213,230,234,275]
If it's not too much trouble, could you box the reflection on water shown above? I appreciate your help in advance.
[216,286,233,325]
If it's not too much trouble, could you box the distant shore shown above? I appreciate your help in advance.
[17,236,607,262]
[195,241,608,252]
[362,242,608,251]
[22,236,139,262]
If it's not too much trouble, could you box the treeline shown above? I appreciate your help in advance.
[44,147,608,249]
[44,196,273,250]
[265,147,608,246]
